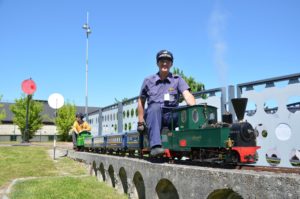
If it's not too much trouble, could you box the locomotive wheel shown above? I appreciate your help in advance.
[129,150,136,157]
[176,155,183,161]
[228,151,240,163]
[120,150,126,156]
[108,149,113,155]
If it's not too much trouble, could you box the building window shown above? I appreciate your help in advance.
[10,135,17,141]
[48,135,54,141]
[129,123,132,131]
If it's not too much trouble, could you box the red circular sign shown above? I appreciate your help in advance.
[21,79,37,95]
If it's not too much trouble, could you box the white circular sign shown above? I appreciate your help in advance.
[48,93,64,109]
[275,123,291,141]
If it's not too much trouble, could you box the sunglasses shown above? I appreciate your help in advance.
[158,59,172,64]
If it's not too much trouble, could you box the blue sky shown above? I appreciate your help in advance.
[0,0,299,107]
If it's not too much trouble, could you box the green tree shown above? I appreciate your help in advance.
[10,95,43,140]
[0,95,6,123]
[55,102,76,141]
[114,97,129,103]
[172,67,205,92]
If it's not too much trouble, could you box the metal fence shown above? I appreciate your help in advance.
[236,73,300,168]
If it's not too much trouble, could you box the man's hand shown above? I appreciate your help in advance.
[137,122,146,133]
[182,90,196,106]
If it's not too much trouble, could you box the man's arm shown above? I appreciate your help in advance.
[72,122,79,134]
[138,97,146,123]
[182,90,196,106]
[84,122,92,131]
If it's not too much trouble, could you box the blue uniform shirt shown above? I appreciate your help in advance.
[139,72,190,107]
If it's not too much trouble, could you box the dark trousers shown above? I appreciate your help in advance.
[145,103,178,148]
[72,132,78,147]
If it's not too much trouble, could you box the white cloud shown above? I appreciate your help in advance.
[208,1,228,87]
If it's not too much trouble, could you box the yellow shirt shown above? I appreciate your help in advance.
[73,121,91,134]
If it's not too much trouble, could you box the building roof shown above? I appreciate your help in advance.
[0,100,99,124]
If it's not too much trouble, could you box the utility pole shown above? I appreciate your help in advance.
[82,12,92,121]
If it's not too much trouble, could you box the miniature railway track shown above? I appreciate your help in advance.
[236,165,300,174]
[142,156,300,174]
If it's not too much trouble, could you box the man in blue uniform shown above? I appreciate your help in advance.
[137,50,196,157]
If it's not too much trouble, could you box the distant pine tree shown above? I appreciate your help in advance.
[172,67,205,92]
[172,67,206,99]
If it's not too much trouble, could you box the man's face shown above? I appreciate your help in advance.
[76,116,82,122]
[157,59,173,73]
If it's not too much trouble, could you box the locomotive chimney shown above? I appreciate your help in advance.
[231,98,248,121]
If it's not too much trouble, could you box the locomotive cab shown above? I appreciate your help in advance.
[162,104,229,155]
[76,131,92,151]
[171,104,218,131]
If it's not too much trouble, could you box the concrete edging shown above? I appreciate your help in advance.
[68,150,300,199]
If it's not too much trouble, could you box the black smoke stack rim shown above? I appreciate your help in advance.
[231,98,248,121]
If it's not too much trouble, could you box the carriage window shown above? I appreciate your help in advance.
[209,112,215,120]
[192,109,199,123]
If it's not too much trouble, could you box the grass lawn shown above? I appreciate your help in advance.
[0,146,127,199]
[10,176,127,199]
[0,146,59,186]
